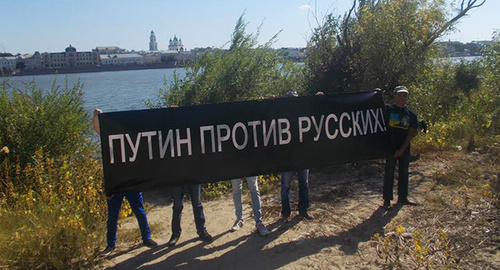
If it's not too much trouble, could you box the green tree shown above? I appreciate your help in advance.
[305,0,486,94]
[149,14,305,107]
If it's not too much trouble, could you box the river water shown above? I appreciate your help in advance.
[4,68,186,113]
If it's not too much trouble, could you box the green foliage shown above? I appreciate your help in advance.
[305,13,354,93]
[411,37,499,150]
[149,14,305,107]
[305,0,476,94]
[202,181,232,200]
[0,78,106,269]
[0,77,92,166]
[481,32,500,134]
[352,0,446,91]
[454,61,481,96]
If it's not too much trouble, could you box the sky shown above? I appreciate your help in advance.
[1,0,498,55]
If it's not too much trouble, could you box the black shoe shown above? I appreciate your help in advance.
[397,198,417,206]
[143,238,158,248]
[383,200,391,209]
[198,229,213,242]
[100,245,115,257]
[168,234,180,247]
[281,213,290,220]
[299,212,315,220]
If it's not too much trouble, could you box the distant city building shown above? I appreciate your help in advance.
[168,35,184,51]
[278,47,307,60]
[42,45,100,68]
[20,51,42,69]
[100,53,144,65]
[0,56,17,71]
[141,53,161,64]
[95,46,126,55]
[149,30,158,51]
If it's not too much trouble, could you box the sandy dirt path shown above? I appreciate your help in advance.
[98,154,452,270]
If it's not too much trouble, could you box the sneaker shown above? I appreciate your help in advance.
[383,199,391,209]
[100,245,115,257]
[230,219,244,232]
[299,212,315,220]
[397,198,417,206]
[198,229,213,242]
[143,238,158,248]
[256,222,270,236]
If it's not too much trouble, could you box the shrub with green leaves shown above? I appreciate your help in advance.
[411,36,499,150]
[0,77,92,166]
[0,78,106,269]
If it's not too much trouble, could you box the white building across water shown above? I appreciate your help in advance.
[42,45,100,68]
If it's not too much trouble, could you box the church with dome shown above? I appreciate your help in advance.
[168,35,184,51]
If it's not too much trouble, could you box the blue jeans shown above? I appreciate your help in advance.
[231,176,262,224]
[383,147,410,201]
[170,184,206,236]
[106,192,151,248]
[281,169,310,216]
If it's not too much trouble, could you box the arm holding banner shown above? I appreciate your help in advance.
[93,108,102,136]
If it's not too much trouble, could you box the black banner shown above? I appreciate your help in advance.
[98,91,392,195]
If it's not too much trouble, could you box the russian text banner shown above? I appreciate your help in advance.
[98,91,392,195]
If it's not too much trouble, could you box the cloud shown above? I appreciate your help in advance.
[299,4,311,10]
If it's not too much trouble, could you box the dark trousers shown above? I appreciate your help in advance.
[170,184,206,236]
[106,192,151,247]
[281,169,310,216]
[383,148,410,201]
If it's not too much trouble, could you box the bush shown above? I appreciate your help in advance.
[0,78,107,269]
[0,149,106,269]
[411,45,499,151]
[0,77,91,166]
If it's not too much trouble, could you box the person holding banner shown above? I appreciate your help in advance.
[382,86,419,209]
[230,176,270,236]
[281,169,314,220]
[280,91,315,220]
[93,109,158,257]
[167,184,213,246]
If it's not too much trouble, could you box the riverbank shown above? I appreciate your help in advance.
[11,62,180,77]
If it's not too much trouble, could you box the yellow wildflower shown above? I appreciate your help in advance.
[396,226,404,234]
[0,146,9,154]
[414,241,422,251]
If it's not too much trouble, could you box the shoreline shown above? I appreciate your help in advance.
[11,62,181,77]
